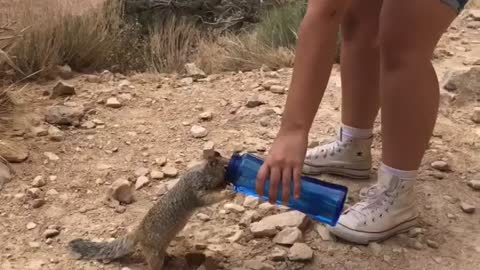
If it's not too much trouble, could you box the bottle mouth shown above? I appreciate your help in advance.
[225,153,241,184]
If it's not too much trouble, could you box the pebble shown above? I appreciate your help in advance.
[244,259,274,270]
[197,213,210,221]
[31,199,45,208]
[199,111,213,120]
[134,167,150,177]
[250,211,307,237]
[31,176,46,187]
[57,64,74,79]
[47,126,64,141]
[155,156,167,166]
[27,188,41,198]
[288,243,313,261]
[467,179,480,191]
[26,222,37,230]
[447,213,457,219]
[369,242,382,256]
[224,203,245,213]
[240,210,261,226]
[246,96,265,108]
[426,239,440,249]
[45,104,84,126]
[273,227,302,245]
[162,166,178,177]
[81,121,96,129]
[227,230,243,243]
[269,85,285,94]
[460,202,476,214]
[472,107,480,123]
[115,205,126,213]
[431,161,450,172]
[150,170,164,180]
[269,247,287,261]
[409,240,424,250]
[109,178,134,204]
[46,189,58,196]
[105,97,122,108]
[315,224,333,241]
[44,152,60,161]
[29,241,41,248]
[190,125,208,138]
[31,126,48,137]
[184,62,206,78]
[50,81,76,98]
[43,228,60,238]
[135,176,150,190]
[430,171,446,180]
[243,196,259,208]
[258,202,274,211]
[408,227,424,238]
[262,79,280,90]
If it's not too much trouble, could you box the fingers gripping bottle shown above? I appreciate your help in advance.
[225,153,348,226]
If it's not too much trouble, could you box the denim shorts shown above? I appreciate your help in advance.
[441,0,469,13]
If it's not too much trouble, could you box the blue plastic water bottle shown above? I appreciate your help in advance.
[225,153,348,226]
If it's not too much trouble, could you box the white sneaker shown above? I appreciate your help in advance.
[327,171,418,244]
[303,128,373,179]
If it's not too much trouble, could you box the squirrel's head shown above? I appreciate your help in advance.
[187,150,229,191]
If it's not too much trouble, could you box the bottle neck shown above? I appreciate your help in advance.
[225,153,242,184]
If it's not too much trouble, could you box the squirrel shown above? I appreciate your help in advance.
[68,150,234,270]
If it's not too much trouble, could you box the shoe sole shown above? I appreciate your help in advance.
[302,164,371,179]
[327,217,418,245]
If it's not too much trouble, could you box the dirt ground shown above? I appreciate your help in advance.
[1,6,480,270]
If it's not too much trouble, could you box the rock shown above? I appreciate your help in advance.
[135,176,150,190]
[150,170,164,180]
[243,196,259,208]
[460,202,476,214]
[30,126,48,136]
[430,171,446,180]
[240,210,261,226]
[288,243,313,261]
[134,167,150,177]
[57,64,74,79]
[31,176,46,187]
[250,211,308,237]
[443,81,457,91]
[31,199,46,208]
[269,85,285,94]
[162,166,178,177]
[262,80,281,90]
[50,81,75,98]
[179,77,194,85]
[431,161,450,172]
[190,125,208,138]
[155,156,167,166]
[469,9,480,20]
[118,79,131,89]
[199,111,213,121]
[441,67,480,105]
[472,107,480,123]
[227,230,243,243]
[184,63,206,79]
[468,180,480,191]
[81,121,96,129]
[105,97,122,108]
[43,228,60,238]
[426,239,439,249]
[246,96,265,108]
[165,179,180,190]
[27,188,42,198]
[45,105,84,126]
[197,213,210,221]
[29,241,41,248]
[26,222,37,230]
[314,224,333,241]
[273,227,302,245]
[46,189,58,196]
[369,242,382,256]
[447,213,457,219]
[47,126,64,141]
[408,240,424,250]
[109,178,134,204]
[44,152,59,161]
[408,227,424,238]
[258,202,274,211]
[269,247,287,261]
[224,203,245,213]
[244,259,275,270]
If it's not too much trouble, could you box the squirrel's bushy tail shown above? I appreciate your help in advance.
[68,233,136,260]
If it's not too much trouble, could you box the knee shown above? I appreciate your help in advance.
[341,9,380,49]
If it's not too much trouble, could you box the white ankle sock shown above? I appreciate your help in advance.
[341,124,373,140]
[380,162,417,180]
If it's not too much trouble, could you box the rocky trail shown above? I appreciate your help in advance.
[1,8,480,270]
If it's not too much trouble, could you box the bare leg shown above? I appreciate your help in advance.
[340,0,383,129]
[379,0,457,170]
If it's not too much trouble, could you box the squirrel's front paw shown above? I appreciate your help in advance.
[220,189,236,200]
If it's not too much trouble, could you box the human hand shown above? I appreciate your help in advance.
[256,130,308,205]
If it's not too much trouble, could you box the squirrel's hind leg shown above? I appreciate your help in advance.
[142,247,165,270]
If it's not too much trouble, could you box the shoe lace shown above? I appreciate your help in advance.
[306,140,348,160]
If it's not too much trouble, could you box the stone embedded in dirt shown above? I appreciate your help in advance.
[30,125,48,137]
[29,241,41,248]
[227,230,243,243]
[315,224,333,241]
[441,67,480,105]
[44,152,60,161]
[197,213,211,221]
[288,243,313,261]
[246,96,265,108]
[258,202,274,211]
[118,93,133,101]
[179,77,194,86]
[155,156,167,166]
[150,170,164,180]
[447,213,457,219]
[243,259,275,270]
[31,176,46,188]
[190,125,208,138]
[46,189,58,196]
[443,81,457,91]
[26,222,37,230]
[273,227,302,245]
[469,9,480,20]
[27,188,42,199]
[109,178,134,204]
[250,211,308,237]
[243,196,259,208]
[134,167,150,177]
[408,240,424,250]
[0,140,29,163]
[431,160,451,172]
[250,221,278,237]
[203,141,215,157]
[240,210,261,226]
[472,107,480,123]
[45,105,84,126]
[105,97,122,108]
[57,64,74,79]
[468,180,480,191]
[118,79,132,89]
[369,242,382,256]
[43,228,60,238]
[224,203,245,213]
[199,111,213,121]
[50,81,76,98]
[408,227,424,238]
[430,171,446,180]
[269,247,287,261]
[81,121,96,129]
[184,63,206,79]
[426,239,440,249]
[460,202,476,214]
[31,199,46,208]
[47,126,64,141]
[269,85,285,94]
[262,79,281,90]
[162,166,178,178]
[135,176,150,190]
